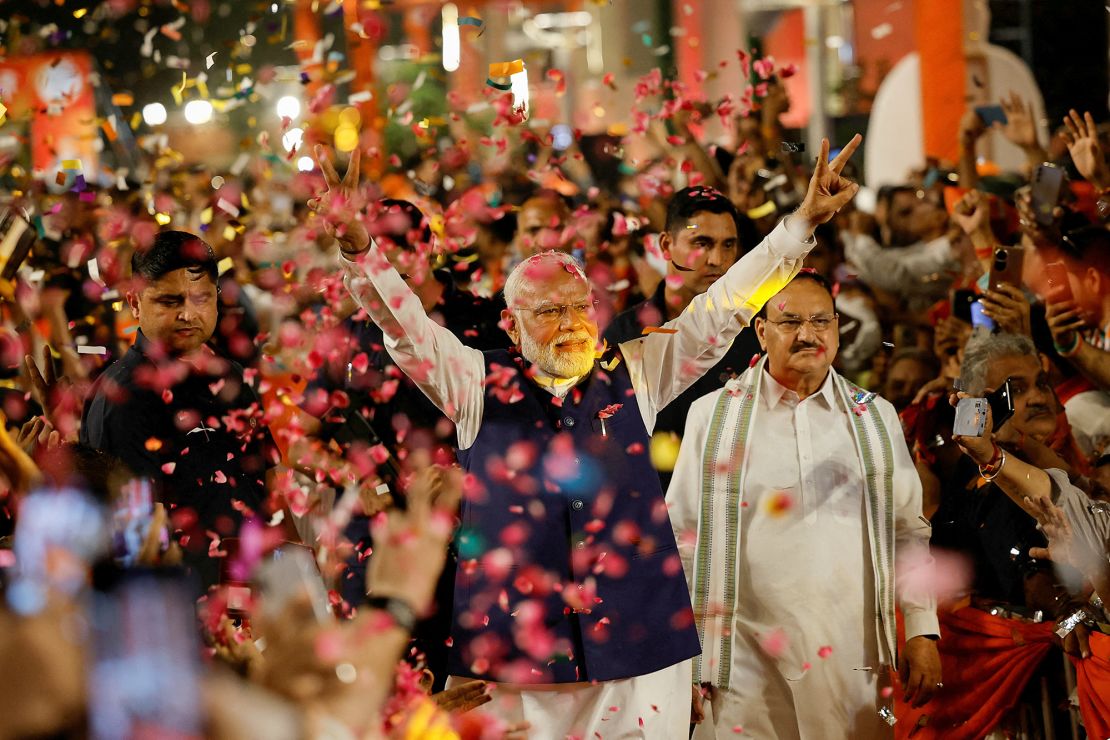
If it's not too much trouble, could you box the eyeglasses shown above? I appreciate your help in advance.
[765,313,839,333]
[521,300,599,324]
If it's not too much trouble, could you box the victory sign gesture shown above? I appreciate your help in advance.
[797,134,863,226]
[310,144,371,255]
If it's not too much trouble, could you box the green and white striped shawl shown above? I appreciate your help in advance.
[690,356,898,689]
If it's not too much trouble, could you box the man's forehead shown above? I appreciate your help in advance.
[989,354,1040,379]
[680,211,736,239]
[144,268,215,292]
[768,281,833,314]
[520,268,590,301]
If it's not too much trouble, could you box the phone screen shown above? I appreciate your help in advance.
[112,478,157,567]
[1031,164,1065,226]
[255,544,332,623]
[975,105,1008,127]
[87,569,204,740]
[6,487,108,615]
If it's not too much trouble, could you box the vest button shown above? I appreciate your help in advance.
[563,416,576,428]
[571,499,584,510]
[575,541,585,549]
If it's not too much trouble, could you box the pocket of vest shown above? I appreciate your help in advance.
[588,410,635,436]
[628,542,677,560]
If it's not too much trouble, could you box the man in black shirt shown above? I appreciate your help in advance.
[603,186,763,487]
[80,231,279,584]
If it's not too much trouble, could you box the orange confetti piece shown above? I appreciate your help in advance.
[160,24,182,41]
[111,93,134,107]
[488,59,525,77]
[100,120,118,141]
[641,326,678,335]
[145,437,163,451]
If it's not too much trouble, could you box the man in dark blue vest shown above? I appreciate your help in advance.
[309,138,862,735]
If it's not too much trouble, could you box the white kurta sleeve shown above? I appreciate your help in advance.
[1046,468,1110,596]
[622,216,812,432]
[340,245,487,449]
[842,232,955,295]
[881,400,940,640]
[666,389,719,594]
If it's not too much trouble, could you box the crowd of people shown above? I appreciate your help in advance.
[0,34,1109,740]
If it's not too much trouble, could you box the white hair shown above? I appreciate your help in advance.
[958,331,1037,396]
[503,251,588,310]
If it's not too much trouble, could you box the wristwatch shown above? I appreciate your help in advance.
[366,595,418,633]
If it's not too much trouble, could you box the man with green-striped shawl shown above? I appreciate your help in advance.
[669,270,941,738]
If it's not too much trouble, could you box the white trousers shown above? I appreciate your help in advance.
[446,659,692,739]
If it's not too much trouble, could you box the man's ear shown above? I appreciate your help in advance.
[501,308,520,346]
[754,316,767,351]
[125,290,141,320]
[659,230,673,260]
[1085,265,1102,295]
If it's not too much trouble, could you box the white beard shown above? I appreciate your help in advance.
[519,330,596,379]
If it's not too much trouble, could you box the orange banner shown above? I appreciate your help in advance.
[913,0,966,163]
[0,51,98,175]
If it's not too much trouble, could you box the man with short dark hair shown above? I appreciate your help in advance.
[669,270,940,738]
[80,231,279,583]
[603,186,762,485]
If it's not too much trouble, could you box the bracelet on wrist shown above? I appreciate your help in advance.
[1054,333,1082,358]
[366,595,418,633]
[979,449,1007,482]
[982,442,1002,469]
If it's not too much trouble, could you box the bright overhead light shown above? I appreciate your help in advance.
[282,127,304,153]
[183,99,213,125]
[296,156,314,172]
[141,102,167,126]
[441,3,460,72]
[532,11,592,29]
[510,66,529,120]
[276,95,301,120]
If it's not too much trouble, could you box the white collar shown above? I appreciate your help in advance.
[760,365,837,409]
[530,366,586,398]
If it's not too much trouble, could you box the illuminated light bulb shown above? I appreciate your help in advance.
[183,99,213,125]
[276,95,301,120]
[442,3,461,72]
[142,102,167,126]
[510,65,529,120]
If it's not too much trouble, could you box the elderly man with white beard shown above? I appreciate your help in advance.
[309,137,863,737]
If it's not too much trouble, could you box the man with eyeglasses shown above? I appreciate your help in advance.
[310,137,861,736]
[669,270,941,738]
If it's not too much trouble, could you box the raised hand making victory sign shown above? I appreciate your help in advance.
[310,144,370,255]
[797,133,863,225]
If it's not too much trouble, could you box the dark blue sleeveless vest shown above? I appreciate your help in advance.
[450,349,701,683]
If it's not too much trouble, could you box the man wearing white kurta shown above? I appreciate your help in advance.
[669,271,942,739]
[309,139,867,737]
